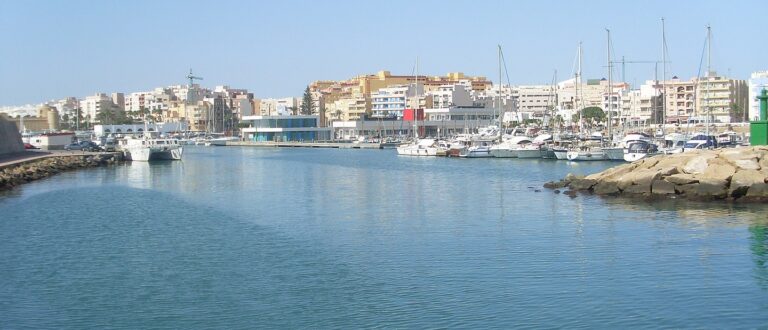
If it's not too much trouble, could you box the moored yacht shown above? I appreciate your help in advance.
[604,132,652,161]
[460,140,494,158]
[396,139,438,156]
[624,140,659,162]
[119,133,183,161]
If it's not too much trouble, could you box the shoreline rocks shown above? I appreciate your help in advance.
[544,146,768,202]
[0,154,123,191]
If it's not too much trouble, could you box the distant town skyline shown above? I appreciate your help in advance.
[1,0,765,105]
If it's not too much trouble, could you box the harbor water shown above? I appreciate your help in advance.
[1,147,767,328]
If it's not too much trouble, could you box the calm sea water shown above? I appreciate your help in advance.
[1,147,767,328]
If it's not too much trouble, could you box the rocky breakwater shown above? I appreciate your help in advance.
[545,146,768,202]
[0,154,122,191]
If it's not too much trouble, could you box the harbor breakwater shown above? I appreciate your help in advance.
[0,117,24,155]
[0,154,123,191]
[545,146,768,202]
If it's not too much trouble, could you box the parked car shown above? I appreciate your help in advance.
[23,143,39,150]
[102,140,117,152]
[64,141,102,152]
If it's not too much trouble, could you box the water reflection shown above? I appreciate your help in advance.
[601,196,768,228]
[750,224,768,290]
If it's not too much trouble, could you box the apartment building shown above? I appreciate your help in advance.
[694,73,748,123]
[326,94,369,122]
[660,77,695,123]
[748,71,768,121]
[428,84,473,110]
[514,85,556,117]
[80,93,114,120]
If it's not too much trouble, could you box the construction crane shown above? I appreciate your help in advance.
[610,57,664,83]
[186,68,203,87]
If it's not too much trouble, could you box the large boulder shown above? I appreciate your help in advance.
[678,178,729,199]
[699,159,736,181]
[570,178,597,191]
[682,153,717,174]
[586,163,636,181]
[665,173,699,185]
[616,169,661,191]
[745,182,768,198]
[593,180,620,195]
[729,169,767,197]
[651,179,676,195]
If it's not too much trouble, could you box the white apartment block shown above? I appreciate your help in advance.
[513,85,556,117]
[371,85,415,118]
[428,84,473,109]
[748,71,768,121]
[51,97,79,116]
[80,93,113,119]
[471,85,517,121]
[694,73,748,123]
[259,98,300,116]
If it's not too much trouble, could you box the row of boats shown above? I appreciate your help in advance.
[396,126,743,162]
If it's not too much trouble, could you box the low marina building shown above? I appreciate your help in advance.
[241,115,332,142]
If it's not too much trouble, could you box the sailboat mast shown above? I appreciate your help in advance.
[577,42,583,132]
[706,25,711,137]
[414,57,419,139]
[661,17,667,129]
[607,29,612,144]
[498,44,503,141]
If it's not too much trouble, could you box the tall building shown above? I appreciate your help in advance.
[80,93,114,120]
[111,93,125,111]
[662,77,695,123]
[514,85,556,118]
[429,84,474,109]
[748,71,768,121]
[694,73,748,123]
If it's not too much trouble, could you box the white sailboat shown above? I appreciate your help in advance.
[396,57,437,156]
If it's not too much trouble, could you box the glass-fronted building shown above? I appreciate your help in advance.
[241,115,332,142]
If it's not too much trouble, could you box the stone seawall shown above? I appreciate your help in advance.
[544,146,768,202]
[0,154,122,191]
[0,117,23,155]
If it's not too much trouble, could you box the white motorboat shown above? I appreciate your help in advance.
[566,147,606,161]
[515,144,543,159]
[605,132,652,160]
[515,134,552,159]
[623,140,659,162]
[489,136,532,158]
[119,134,183,161]
[396,139,438,156]
[460,141,494,158]
[552,146,569,160]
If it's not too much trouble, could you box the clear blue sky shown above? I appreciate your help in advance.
[0,0,764,105]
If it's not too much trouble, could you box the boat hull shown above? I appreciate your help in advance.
[553,149,569,160]
[125,146,183,161]
[516,148,542,159]
[489,148,515,158]
[603,147,625,161]
[566,150,606,161]
[396,146,437,156]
